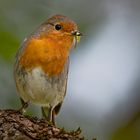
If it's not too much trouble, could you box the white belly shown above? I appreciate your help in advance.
[16,67,67,108]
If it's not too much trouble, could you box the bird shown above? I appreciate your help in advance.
[14,14,82,125]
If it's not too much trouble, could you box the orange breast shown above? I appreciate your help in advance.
[19,36,73,76]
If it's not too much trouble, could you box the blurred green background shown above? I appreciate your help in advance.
[0,0,140,140]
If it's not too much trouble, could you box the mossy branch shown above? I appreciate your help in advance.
[0,109,84,140]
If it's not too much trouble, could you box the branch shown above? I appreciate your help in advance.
[0,109,84,140]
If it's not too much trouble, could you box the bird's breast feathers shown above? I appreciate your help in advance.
[19,36,72,76]
[15,66,68,107]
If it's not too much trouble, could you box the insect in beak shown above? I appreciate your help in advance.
[71,30,82,48]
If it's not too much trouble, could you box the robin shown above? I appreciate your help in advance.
[14,14,82,125]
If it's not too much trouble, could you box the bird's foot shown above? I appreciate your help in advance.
[17,102,29,114]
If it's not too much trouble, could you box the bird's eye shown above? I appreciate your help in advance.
[55,24,62,30]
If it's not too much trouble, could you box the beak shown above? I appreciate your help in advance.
[71,30,82,43]
[71,30,82,36]
[71,30,82,49]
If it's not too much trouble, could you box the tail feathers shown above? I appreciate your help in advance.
[41,106,51,121]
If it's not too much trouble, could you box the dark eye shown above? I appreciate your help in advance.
[55,24,62,30]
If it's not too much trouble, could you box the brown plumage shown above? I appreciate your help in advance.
[14,15,81,125]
